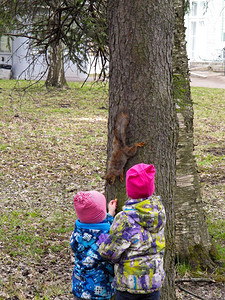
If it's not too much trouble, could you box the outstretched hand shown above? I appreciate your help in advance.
[108,199,118,217]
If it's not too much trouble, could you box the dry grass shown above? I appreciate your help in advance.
[0,80,224,299]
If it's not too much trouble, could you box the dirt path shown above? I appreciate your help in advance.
[190,70,225,89]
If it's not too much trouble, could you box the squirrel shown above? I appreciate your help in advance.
[105,111,145,185]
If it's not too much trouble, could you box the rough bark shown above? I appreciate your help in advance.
[45,40,67,88]
[173,0,214,270]
[106,1,177,299]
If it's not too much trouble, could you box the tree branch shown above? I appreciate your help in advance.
[176,284,205,300]
[175,278,215,283]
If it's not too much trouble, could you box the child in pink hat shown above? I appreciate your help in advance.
[70,190,117,300]
[99,163,166,300]
[126,163,155,199]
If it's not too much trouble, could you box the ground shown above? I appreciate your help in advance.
[190,70,225,89]
[175,72,225,299]
[0,78,224,299]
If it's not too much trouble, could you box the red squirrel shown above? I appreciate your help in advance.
[105,111,145,185]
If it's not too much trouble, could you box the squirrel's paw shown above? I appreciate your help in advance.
[119,173,124,182]
[105,174,116,185]
[137,142,145,147]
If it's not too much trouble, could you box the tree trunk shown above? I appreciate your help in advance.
[173,0,214,270]
[106,1,177,299]
[45,40,67,88]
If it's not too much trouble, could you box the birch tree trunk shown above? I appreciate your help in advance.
[173,0,214,270]
[106,1,177,299]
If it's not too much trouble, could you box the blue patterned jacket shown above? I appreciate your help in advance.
[70,214,115,299]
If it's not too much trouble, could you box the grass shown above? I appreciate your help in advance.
[192,87,225,271]
[0,79,109,299]
[207,219,225,266]
[176,261,192,277]
[175,88,225,278]
[0,80,224,298]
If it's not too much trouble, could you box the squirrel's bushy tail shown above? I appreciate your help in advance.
[114,111,129,146]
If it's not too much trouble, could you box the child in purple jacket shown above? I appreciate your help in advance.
[99,164,166,300]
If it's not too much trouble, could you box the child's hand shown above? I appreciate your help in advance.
[108,199,118,217]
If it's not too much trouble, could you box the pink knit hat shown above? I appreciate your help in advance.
[74,191,107,223]
[126,163,155,199]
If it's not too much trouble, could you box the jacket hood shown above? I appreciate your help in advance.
[122,195,165,232]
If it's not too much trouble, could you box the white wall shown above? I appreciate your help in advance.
[11,36,89,81]
[185,0,225,61]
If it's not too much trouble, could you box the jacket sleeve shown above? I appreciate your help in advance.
[98,212,132,263]
[106,213,114,225]
[70,223,78,253]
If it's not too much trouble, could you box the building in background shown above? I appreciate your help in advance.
[185,0,225,70]
[0,35,12,79]
[2,1,225,79]
[0,35,92,81]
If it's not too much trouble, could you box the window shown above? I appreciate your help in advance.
[222,0,225,41]
[199,1,206,16]
[190,1,206,17]
[191,22,197,58]
[0,36,12,53]
[191,2,198,16]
